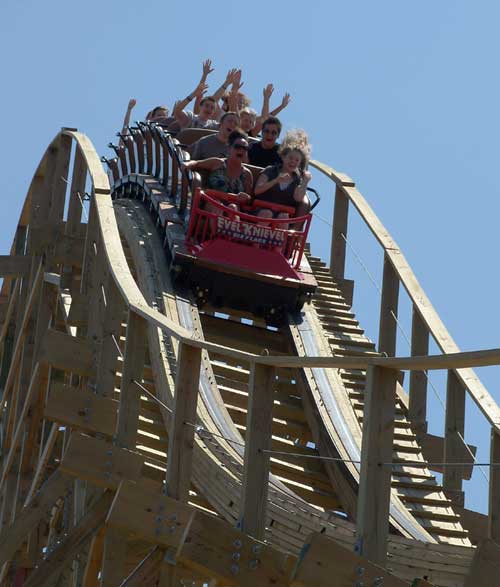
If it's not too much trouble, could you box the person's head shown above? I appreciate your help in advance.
[279,129,311,175]
[218,112,240,140]
[261,116,282,149]
[221,92,251,113]
[239,108,257,134]
[227,130,249,163]
[147,106,169,121]
[199,96,217,120]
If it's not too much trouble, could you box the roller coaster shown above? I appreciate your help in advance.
[0,119,498,586]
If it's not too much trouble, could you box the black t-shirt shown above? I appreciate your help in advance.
[248,142,281,168]
[257,165,301,208]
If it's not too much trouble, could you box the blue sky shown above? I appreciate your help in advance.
[1,0,499,513]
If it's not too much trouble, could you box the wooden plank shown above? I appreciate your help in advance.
[378,253,399,357]
[48,133,72,223]
[116,311,147,448]
[60,433,143,489]
[330,186,349,282]
[65,145,87,238]
[119,546,163,586]
[463,538,500,587]
[44,384,118,436]
[53,233,86,268]
[290,533,414,586]
[24,492,113,587]
[240,363,276,540]
[39,329,94,375]
[180,509,293,587]
[106,480,195,550]
[443,370,466,499]
[409,307,429,434]
[0,256,31,277]
[67,291,89,327]
[81,527,105,587]
[488,428,500,540]
[356,366,398,565]
[419,432,475,480]
[165,342,202,502]
[0,470,73,566]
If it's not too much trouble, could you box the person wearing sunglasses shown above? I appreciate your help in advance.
[183,130,253,215]
[248,116,283,168]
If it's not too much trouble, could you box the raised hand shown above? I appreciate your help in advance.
[263,84,274,99]
[302,170,312,183]
[225,68,239,86]
[127,98,137,110]
[281,93,291,108]
[202,59,214,78]
[232,69,244,92]
[195,82,209,98]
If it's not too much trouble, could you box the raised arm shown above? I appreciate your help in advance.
[119,99,136,146]
[227,70,244,112]
[193,59,215,114]
[173,81,208,127]
[269,93,291,117]
[212,68,240,103]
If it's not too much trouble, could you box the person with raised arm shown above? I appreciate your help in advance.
[173,61,219,130]
[260,84,291,120]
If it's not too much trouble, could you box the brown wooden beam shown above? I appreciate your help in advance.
[0,256,31,278]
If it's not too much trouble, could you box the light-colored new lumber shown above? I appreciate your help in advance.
[409,307,430,433]
[443,370,466,498]
[488,428,500,541]
[378,253,399,357]
[330,185,349,282]
[39,328,94,376]
[165,342,202,502]
[356,365,398,565]
[240,362,276,540]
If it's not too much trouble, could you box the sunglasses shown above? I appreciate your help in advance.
[263,128,279,135]
[232,143,249,151]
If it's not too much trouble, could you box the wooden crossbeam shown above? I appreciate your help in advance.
[60,433,143,489]
[0,255,31,277]
[464,538,500,587]
[290,533,422,586]
[24,492,113,587]
[39,329,94,375]
[44,384,118,437]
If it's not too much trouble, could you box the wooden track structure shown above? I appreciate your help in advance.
[0,126,500,586]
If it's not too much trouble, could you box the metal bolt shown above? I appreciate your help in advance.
[252,544,262,554]
[372,579,384,586]
[106,450,113,456]
[168,525,176,533]
[232,552,240,561]
[230,564,239,575]
[357,566,365,576]
[233,539,242,549]
[169,514,177,521]
[249,559,259,570]
[156,516,162,523]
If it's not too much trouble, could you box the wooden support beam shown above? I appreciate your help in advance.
[0,256,31,278]
[0,470,73,566]
[53,234,86,268]
[240,362,276,540]
[60,433,143,489]
[39,329,94,375]
[115,311,147,447]
[443,370,466,503]
[65,146,87,238]
[409,307,429,434]
[290,532,415,586]
[419,432,475,480]
[330,186,349,281]
[81,527,105,587]
[106,481,195,549]
[488,427,500,541]
[464,538,500,587]
[67,291,89,327]
[165,342,202,502]
[118,547,163,586]
[356,365,398,566]
[24,492,113,587]
[44,384,118,436]
[378,254,399,356]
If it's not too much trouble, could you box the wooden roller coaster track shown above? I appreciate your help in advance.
[0,126,499,586]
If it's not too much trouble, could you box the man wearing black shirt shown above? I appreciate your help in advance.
[248,116,282,168]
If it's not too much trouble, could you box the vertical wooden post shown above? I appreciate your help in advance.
[443,370,465,503]
[239,362,276,541]
[378,255,399,357]
[115,311,147,448]
[409,307,429,435]
[330,186,349,281]
[356,365,398,566]
[165,342,202,502]
[488,428,500,541]
[65,147,87,238]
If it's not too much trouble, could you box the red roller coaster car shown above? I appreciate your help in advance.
[170,188,317,324]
